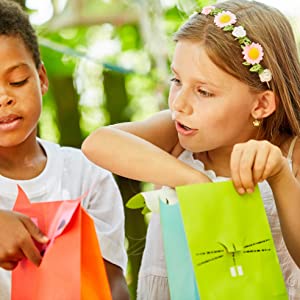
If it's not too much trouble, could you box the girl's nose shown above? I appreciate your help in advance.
[170,90,192,114]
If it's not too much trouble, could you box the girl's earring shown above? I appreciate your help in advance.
[253,119,261,127]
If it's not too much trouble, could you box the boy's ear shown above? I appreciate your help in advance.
[38,63,49,95]
[251,90,276,120]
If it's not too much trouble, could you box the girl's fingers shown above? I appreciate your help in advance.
[261,146,283,180]
[237,144,257,193]
[252,142,270,183]
[231,140,285,194]
[230,144,245,194]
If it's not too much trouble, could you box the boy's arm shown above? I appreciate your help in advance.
[104,260,129,300]
[0,210,48,270]
[82,110,210,187]
[82,166,129,299]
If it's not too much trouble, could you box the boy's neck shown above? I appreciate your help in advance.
[0,134,47,180]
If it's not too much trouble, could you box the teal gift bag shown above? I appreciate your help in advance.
[127,188,200,299]
[176,181,288,300]
[160,200,200,300]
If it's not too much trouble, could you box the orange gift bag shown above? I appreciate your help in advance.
[12,186,112,300]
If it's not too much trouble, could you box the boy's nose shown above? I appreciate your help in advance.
[0,95,16,108]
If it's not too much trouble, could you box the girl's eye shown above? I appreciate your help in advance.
[170,77,181,85]
[10,78,28,87]
[198,89,212,97]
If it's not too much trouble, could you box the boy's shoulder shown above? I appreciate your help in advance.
[38,138,111,178]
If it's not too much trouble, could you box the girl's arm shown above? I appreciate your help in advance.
[82,110,210,187]
[230,139,300,267]
[267,152,300,268]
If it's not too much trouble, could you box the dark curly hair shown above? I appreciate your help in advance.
[0,0,41,68]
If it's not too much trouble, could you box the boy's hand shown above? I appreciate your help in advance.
[0,210,49,270]
[230,140,287,194]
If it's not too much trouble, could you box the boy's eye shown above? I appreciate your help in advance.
[10,78,28,87]
[170,77,181,86]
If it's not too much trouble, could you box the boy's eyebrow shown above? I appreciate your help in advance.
[5,63,30,74]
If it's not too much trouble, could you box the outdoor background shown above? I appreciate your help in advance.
[14,0,300,298]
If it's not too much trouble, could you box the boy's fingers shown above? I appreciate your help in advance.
[21,216,49,244]
[20,237,43,266]
[0,261,19,271]
[20,216,48,266]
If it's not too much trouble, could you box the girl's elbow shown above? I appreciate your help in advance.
[81,136,95,158]
[292,255,300,268]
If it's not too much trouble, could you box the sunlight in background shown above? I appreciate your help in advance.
[161,0,300,17]
[26,0,53,24]
[256,0,300,16]
[29,0,300,142]
[27,0,300,25]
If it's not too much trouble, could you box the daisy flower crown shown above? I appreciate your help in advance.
[199,6,272,85]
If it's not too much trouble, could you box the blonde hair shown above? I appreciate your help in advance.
[174,0,300,145]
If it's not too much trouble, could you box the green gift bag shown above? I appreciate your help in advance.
[176,181,288,300]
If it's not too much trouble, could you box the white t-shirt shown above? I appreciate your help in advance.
[0,139,127,300]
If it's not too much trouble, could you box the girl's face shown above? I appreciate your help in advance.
[169,40,259,153]
[0,35,48,148]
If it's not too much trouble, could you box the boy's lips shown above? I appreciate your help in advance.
[0,114,22,131]
[0,114,21,123]
[175,120,198,136]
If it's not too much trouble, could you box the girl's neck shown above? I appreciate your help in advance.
[194,147,232,178]
[0,133,47,180]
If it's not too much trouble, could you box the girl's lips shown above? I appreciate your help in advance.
[175,121,198,136]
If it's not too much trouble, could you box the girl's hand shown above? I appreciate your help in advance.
[230,140,288,194]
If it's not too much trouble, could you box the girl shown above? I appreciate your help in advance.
[83,0,300,299]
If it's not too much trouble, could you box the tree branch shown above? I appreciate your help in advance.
[44,11,139,31]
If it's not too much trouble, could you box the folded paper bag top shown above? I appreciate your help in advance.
[126,186,177,213]
[12,185,112,300]
[14,185,83,255]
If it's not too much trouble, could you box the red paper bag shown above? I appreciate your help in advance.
[12,186,112,300]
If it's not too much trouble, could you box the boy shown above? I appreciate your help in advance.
[0,1,129,299]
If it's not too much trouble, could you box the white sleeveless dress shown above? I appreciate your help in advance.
[137,137,300,300]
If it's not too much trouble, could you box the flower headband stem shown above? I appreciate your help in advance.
[200,6,272,85]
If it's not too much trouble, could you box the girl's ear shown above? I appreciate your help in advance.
[251,90,276,120]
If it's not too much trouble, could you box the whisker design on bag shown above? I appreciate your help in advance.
[194,238,272,277]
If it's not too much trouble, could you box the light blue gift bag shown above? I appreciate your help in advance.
[160,200,200,300]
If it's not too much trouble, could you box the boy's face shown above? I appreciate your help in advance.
[0,35,48,148]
